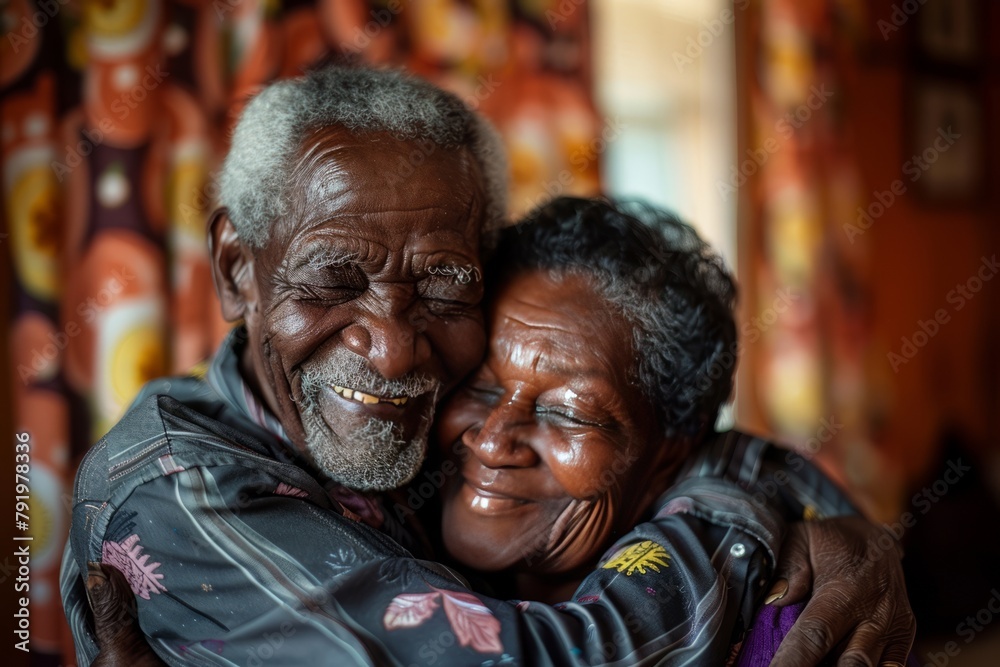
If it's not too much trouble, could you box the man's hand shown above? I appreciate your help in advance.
[768,517,916,667]
[86,562,167,667]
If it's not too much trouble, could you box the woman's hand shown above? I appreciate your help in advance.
[86,563,167,667]
[767,517,916,667]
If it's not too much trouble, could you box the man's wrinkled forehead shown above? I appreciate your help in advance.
[277,125,487,244]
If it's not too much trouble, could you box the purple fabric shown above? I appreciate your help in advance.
[735,602,808,667]
[735,602,921,667]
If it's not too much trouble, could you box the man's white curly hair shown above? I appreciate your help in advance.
[220,65,508,248]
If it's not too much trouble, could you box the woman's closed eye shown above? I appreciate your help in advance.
[535,404,611,429]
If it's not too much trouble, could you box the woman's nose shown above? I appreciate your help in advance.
[462,401,540,469]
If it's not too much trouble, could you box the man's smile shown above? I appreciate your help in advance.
[316,384,434,424]
[331,384,410,406]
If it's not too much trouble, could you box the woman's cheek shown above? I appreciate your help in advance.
[550,444,627,501]
[533,497,617,574]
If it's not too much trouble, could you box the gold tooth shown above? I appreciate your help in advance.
[362,393,378,405]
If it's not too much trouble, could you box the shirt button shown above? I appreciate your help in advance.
[730,543,747,558]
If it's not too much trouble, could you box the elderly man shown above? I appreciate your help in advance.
[62,66,912,666]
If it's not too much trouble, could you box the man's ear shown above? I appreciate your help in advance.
[208,208,255,322]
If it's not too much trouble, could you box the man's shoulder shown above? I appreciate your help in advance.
[687,428,858,518]
[73,375,279,503]
[67,379,338,560]
[86,374,224,461]
[683,429,776,484]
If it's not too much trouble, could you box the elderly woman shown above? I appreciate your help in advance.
[438,196,738,589]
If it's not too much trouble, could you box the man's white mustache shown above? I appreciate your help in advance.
[299,348,441,401]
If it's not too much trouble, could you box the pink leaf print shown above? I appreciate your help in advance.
[383,592,440,630]
[274,482,309,498]
[435,588,504,654]
[102,534,167,600]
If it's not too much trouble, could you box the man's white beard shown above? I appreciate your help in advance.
[297,350,440,492]
[300,407,434,491]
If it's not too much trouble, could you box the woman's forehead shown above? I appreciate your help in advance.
[487,270,632,380]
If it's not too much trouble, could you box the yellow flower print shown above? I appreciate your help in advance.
[603,541,671,576]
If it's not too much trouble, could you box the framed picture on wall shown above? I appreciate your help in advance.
[908,78,985,204]
[915,0,982,67]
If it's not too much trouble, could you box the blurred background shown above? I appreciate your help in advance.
[1,0,997,664]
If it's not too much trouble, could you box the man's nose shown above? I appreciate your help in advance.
[340,291,432,380]
[462,401,539,469]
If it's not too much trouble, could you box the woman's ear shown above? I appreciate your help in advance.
[208,208,255,322]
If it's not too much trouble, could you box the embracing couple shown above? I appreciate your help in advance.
[62,65,914,666]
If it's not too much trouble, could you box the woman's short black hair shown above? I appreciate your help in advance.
[489,196,737,442]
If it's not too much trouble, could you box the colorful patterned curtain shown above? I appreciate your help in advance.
[1,1,598,662]
[737,0,894,514]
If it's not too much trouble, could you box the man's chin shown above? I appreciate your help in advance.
[298,404,432,492]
